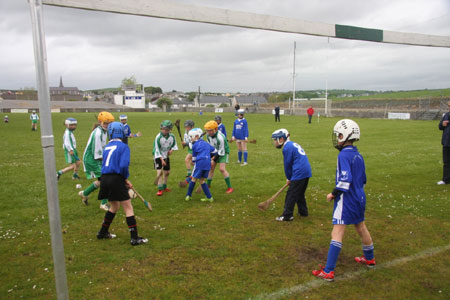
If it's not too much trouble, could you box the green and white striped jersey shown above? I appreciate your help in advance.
[63,128,76,152]
[206,131,229,156]
[83,126,107,162]
[153,132,178,159]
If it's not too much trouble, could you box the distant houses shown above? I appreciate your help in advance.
[198,95,231,107]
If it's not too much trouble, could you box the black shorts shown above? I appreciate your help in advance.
[154,157,170,171]
[98,174,130,202]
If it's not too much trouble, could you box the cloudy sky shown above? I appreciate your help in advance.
[1,0,449,93]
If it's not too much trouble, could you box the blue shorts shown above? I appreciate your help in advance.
[332,193,365,225]
[192,166,210,179]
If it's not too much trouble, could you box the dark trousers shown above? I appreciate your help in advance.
[443,147,450,183]
[275,113,280,122]
[308,115,312,123]
[283,177,309,217]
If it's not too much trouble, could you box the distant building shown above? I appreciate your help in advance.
[113,84,145,109]
[198,95,231,107]
[233,95,267,106]
[50,76,82,101]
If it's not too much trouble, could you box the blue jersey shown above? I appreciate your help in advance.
[332,145,367,225]
[192,139,217,171]
[101,139,130,179]
[282,141,312,181]
[218,123,227,137]
[232,118,248,140]
[122,123,131,144]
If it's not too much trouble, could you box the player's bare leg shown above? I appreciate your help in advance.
[156,169,164,196]
[163,170,171,192]
[354,221,376,266]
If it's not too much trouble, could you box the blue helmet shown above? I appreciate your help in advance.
[65,118,77,125]
[119,114,127,120]
[108,122,124,140]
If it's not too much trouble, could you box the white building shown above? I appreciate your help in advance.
[114,86,146,109]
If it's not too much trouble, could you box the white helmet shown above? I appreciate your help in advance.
[271,128,290,148]
[237,109,245,115]
[188,128,203,142]
[65,118,77,125]
[333,119,360,149]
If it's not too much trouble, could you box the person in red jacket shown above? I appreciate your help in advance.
[307,106,314,124]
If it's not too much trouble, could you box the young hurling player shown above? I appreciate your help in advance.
[205,120,233,194]
[312,119,375,281]
[232,109,249,165]
[271,129,311,221]
[185,128,217,203]
[153,120,178,196]
[214,115,227,137]
[179,120,195,187]
[96,122,147,246]
[57,118,81,180]
[79,111,114,211]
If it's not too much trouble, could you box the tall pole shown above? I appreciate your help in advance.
[28,1,69,299]
[291,41,296,112]
[325,37,329,117]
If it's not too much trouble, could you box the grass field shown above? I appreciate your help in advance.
[1,112,449,299]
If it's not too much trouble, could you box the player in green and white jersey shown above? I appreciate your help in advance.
[204,120,233,194]
[153,120,178,196]
[179,120,194,187]
[57,118,81,180]
[30,110,39,131]
[79,111,114,210]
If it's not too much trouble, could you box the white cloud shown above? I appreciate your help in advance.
[0,0,449,92]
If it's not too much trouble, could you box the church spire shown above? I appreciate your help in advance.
[59,76,64,88]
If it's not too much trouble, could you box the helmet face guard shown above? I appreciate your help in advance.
[332,119,359,151]
[271,129,289,149]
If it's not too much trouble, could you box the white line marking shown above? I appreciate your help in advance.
[253,244,450,300]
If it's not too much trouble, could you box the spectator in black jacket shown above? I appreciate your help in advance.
[438,102,450,184]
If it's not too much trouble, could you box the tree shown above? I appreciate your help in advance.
[144,86,163,94]
[156,97,172,112]
[121,75,136,88]
[187,92,196,102]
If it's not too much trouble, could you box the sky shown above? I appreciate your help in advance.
[1,0,449,93]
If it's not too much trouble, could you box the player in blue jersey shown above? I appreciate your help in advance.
[312,119,375,281]
[231,109,249,165]
[271,129,311,221]
[57,118,81,180]
[96,122,148,246]
[185,128,218,203]
[215,115,227,137]
[119,115,141,144]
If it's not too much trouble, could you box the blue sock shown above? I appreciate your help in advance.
[201,183,212,199]
[187,181,196,196]
[243,151,248,163]
[186,176,192,183]
[324,240,342,273]
[238,151,242,162]
[363,244,374,260]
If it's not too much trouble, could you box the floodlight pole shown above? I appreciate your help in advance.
[28,1,69,299]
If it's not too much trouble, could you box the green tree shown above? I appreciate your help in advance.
[121,75,137,88]
[144,86,163,94]
[187,92,196,102]
[157,97,172,111]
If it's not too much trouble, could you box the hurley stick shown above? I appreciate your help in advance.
[257,183,289,211]
[131,186,152,212]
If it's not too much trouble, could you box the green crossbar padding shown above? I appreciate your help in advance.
[335,24,383,42]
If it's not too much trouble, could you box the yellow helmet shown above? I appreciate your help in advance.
[98,111,115,123]
[204,120,218,131]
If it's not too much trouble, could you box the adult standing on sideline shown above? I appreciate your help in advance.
[234,103,240,116]
[307,106,314,124]
[438,101,450,185]
[274,106,280,122]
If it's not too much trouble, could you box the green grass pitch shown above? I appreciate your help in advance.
[0,112,449,299]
